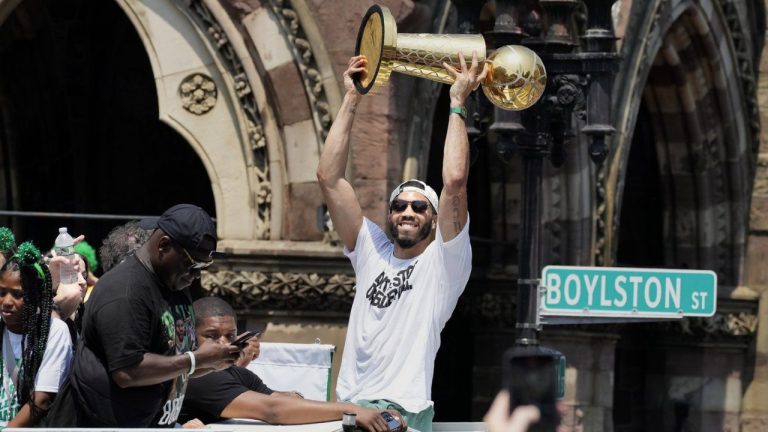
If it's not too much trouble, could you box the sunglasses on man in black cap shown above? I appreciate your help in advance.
[175,240,214,271]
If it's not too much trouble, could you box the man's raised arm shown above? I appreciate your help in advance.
[317,56,367,251]
[439,52,488,242]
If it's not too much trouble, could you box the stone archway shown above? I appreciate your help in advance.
[639,7,749,287]
[115,0,275,242]
[608,1,765,429]
[169,0,347,245]
[608,0,759,292]
[0,0,217,247]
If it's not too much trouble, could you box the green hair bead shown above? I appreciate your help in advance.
[0,227,15,251]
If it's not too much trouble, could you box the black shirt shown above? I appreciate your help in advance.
[179,366,273,424]
[44,255,197,427]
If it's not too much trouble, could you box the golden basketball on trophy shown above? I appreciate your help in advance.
[353,5,546,111]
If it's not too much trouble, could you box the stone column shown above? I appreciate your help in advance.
[739,21,768,431]
[740,290,768,431]
[642,339,747,432]
[541,330,619,432]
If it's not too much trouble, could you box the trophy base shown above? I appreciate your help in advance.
[353,5,396,94]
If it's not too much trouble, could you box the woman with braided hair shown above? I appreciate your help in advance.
[0,241,73,427]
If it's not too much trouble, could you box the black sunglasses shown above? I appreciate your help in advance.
[390,198,430,214]
[175,242,213,271]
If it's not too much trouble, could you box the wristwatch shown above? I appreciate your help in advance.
[449,105,467,119]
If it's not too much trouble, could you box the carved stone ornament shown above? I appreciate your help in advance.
[179,74,218,115]
[548,74,588,121]
[677,312,759,337]
[719,0,760,163]
[201,270,356,312]
[179,0,272,238]
[268,0,332,141]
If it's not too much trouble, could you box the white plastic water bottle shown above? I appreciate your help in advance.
[54,227,78,284]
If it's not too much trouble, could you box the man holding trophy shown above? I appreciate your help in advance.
[316,41,486,432]
[318,5,547,430]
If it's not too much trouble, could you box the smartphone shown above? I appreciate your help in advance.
[380,412,401,432]
[231,331,260,348]
[503,347,562,432]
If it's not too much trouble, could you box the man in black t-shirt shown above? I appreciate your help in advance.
[179,297,406,431]
[45,204,242,427]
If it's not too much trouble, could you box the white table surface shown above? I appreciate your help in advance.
[209,419,483,432]
[208,418,343,431]
[10,420,483,432]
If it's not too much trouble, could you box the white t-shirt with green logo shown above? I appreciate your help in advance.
[0,318,73,425]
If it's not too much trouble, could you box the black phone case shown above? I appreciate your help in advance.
[231,331,257,347]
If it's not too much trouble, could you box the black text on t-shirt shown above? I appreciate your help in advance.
[366,262,417,308]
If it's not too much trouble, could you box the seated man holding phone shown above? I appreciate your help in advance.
[180,297,406,431]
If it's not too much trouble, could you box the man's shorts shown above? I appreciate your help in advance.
[354,399,434,432]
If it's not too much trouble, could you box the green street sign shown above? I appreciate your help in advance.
[541,266,717,318]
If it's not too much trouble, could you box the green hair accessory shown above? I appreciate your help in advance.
[74,241,98,272]
[0,227,15,251]
[14,241,41,264]
[14,242,45,279]
[33,263,45,280]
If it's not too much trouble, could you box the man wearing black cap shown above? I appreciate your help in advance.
[44,204,242,427]
[317,54,485,432]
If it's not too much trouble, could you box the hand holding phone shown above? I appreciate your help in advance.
[503,346,563,432]
[231,331,260,348]
[380,412,402,432]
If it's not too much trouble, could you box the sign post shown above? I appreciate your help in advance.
[540,266,717,320]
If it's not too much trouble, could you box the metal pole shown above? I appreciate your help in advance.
[0,210,157,220]
[481,0,545,346]
[516,132,547,345]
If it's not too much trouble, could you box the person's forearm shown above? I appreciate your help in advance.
[111,352,190,388]
[317,92,360,186]
[263,398,359,424]
[442,104,470,192]
[8,403,36,427]
[7,392,54,427]
[53,283,82,318]
[222,391,358,425]
[439,103,471,239]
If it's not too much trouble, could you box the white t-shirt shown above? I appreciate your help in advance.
[337,217,472,413]
[0,317,73,424]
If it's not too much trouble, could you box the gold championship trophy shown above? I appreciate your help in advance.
[353,5,546,111]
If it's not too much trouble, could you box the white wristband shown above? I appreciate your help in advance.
[185,351,196,375]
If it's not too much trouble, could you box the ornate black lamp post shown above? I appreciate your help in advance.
[454,0,619,422]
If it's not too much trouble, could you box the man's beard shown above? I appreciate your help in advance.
[388,217,433,249]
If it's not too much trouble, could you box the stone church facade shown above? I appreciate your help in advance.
[0,0,767,430]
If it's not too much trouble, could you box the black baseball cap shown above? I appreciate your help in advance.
[138,204,217,256]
